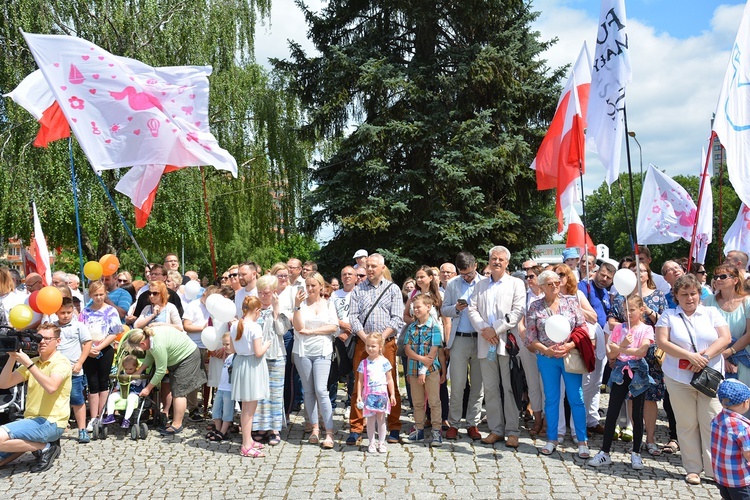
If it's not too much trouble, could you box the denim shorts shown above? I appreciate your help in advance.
[70,375,85,406]
[211,390,234,423]
[0,417,64,460]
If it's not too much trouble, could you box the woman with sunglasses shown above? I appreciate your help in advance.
[704,264,750,387]
[606,261,669,456]
[134,281,184,331]
[525,269,590,458]
[116,271,132,286]
[554,264,597,324]
[690,262,712,296]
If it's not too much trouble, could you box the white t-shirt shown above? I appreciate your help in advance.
[218,354,234,392]
[234,287,257,319]
[292,299,338,357]
[652,273,671,295]
[231,318,262,356]
[182,300,210,348]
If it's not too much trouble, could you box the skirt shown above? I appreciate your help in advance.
[231,354,269,403]
[253,357,286,431]
[207,356,223,388]
[169,348,207,398]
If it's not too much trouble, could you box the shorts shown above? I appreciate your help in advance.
[70,375,85,406]
[0,417,64,460]
[211,390,234,423]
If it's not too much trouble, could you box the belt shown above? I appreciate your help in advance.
[455,331,477,338]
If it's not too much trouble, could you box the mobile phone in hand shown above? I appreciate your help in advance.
[457,299,468,307]
[678,359,690,370]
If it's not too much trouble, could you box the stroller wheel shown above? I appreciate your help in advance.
[139,423,148,440]
[91,423,100,441]
[130,426,139,440]
[101,425,108,440]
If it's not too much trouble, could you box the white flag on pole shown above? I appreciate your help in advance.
[724,203,750,257]
[587,0,632,187]
[636,164,697,245]
[692,147,713,264]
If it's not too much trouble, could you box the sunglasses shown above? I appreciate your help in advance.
[149,291,160,296]
[695,270,707,275]
[713,274,732,281]
[39,335,59,342]
[118,279,129,283]
[525,275,536,280]
[357,274,366,278]
[557,272,566,278]
[228,273,238,278]
[220,277,228,281]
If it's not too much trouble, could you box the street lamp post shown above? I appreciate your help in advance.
[627,131,643,180]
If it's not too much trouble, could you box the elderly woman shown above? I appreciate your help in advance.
[704,264,750,386]
[134,281,183,330]
[292,272,339,449]
[269,262,301,419]
[525,269,590,458]
[252,275,291,445]
[128,325,207,435]
[655,274,731,485]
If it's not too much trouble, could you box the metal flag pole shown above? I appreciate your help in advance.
[68,138,86,286]
[687,133,715,270]
[623,106,642,296]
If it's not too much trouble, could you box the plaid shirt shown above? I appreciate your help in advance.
[711,408,750,487]
[405,316,442,377]
[349,278,405,337]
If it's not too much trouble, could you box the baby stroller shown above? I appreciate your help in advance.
[0,353,25,425]
[91,330,162,441]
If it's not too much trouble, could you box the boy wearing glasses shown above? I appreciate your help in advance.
[0,323,72,473]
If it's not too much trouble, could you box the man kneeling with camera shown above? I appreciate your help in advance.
[0,323,71,473]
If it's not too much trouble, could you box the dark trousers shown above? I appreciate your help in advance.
[719,484,750,500]
[602,373,645,454]
[663,388,678,441]
[283,330,303,414]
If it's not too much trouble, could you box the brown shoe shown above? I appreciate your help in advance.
[587,424,605,435]
[481,433,505,444]
[505,435,519,448]
[467,426,482,441]
[445,427,459,440]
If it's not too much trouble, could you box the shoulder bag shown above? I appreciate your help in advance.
[347,282,396,359]
[679,313,723,398]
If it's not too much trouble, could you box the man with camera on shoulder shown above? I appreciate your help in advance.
[0,322,71,473]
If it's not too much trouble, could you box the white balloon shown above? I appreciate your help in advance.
[545,314,572,343]
[205,294,223,316]
[200,326,221,351]
[185,281,201,301]
[213,297,237,324]
[613,269,637,296]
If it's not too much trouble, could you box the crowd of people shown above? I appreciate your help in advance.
[1,247,750,497]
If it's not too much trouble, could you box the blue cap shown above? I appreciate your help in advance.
[562,248,580,261]
[718,379,750,406]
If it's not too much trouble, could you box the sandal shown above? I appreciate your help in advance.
[159,425,183,435]
[662,440,679,454]
[309,431,320,444]
[321,433,334,449]
[268,433,281,446]
[540,442,557,456]
[578,444,591,459]
[207,431,225,442]
[646,442,662,456]
[240,446,265,458]
[206,423,217,432]
[251,440,264,450]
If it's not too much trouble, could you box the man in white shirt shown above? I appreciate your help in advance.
[468,245,525,449]
[234,261,258,318]
[287,258,304,286]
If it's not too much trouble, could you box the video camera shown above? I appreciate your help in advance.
[0,327,42,355]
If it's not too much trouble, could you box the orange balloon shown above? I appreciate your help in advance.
[99,254,120,276]
[37,286,63,315]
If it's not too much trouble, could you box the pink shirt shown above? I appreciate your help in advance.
[610,322,654,362]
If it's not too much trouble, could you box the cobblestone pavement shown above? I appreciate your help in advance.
[0,392,720,499]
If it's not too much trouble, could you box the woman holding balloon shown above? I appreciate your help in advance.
[524,269,589,458]
[79,280,124,431]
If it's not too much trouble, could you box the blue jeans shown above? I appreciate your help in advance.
[537,354,588,443]
[211,389,234,423]
[0,417,64,460]
[70,375,85,406]
[293,353,334,431]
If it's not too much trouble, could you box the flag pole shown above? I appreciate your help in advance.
[93,174,149,266]
[687,134,715,270]
[622,106,642,294]
[200,167,218,281]
[68,138,86,287]
[718,157,725,263]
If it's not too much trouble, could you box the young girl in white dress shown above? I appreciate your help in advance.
[357,332,397,453]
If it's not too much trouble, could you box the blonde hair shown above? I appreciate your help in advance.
[367,332,385,351]
[236,296,262,341]
[88,280,106,295]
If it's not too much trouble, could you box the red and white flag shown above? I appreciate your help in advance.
[531,43,591,233]
[3,70,70,147]
[724,203,750,257]
[587,0,632,187]
[30,202,52,286]
[713,1,750,209]
[11,32,237,225]
[564,205,596,256]
[636,164,697,244]
[692,146,713,264]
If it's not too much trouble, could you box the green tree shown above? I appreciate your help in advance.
[278,0,564,279]
[584,168,741,273]
[0,0,312,279]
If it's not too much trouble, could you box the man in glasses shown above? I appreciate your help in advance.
[287,258,305,286]
[225,265,242,292]
[442,251,484,441]
[661,260,685,309]
[439,263,457,292]
[0,322,72,473]
[355,270,367,284]
[468,245,525,448]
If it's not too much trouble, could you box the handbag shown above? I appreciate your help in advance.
[563,348,588,374]
[653,347,666,366]
[679,313,723,398]
[348,282,396,360]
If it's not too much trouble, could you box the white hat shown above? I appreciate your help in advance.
[353,249,368,259]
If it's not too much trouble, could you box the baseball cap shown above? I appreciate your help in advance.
[353,249,368,259]
[718,379,750,407]
[562,248,580,261]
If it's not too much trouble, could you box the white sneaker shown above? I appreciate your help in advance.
[86,417,98,433]
[587,450,612,467]
[631,452,644,470]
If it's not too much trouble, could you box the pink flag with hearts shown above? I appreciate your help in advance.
[723,203,750,257]
[636,164,697,244]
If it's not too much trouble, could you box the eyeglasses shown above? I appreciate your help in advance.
[26,282,41,288]
[525,275,536,280]
[357,274,366,278]
[220,276,228,281]
[228,273,238,278]
[546,282,561,287]
[276,274,289,279]
[39,335,59,342]
[695,270,707,275]
[713,274,732,281]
